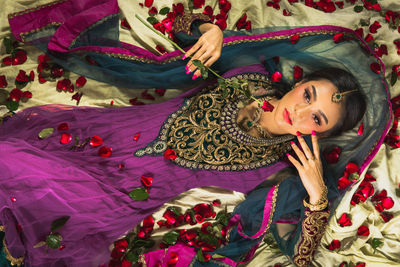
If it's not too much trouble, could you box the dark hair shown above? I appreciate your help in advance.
[301,68,367,137]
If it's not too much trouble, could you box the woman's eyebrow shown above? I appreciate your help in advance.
[319,110,328,125]
[312,85,317,101]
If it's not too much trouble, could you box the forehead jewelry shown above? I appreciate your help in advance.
[331,90,358,103]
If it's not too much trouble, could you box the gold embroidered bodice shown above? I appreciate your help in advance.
[135,73,293,171]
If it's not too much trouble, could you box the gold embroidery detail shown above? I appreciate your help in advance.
[135,74,292,171]
[8,0,67,19]
[293,209,330,267]
[264,184,279,234]
[19,22,62,42]
[0,226,25,266]
[172,13,211,35]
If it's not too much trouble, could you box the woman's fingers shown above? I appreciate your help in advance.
[287,153,303,171]
[311,131,320,160]
[295,131,314,161]
[290,140,308,165]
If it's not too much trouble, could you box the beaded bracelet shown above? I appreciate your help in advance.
[303,185,328,211]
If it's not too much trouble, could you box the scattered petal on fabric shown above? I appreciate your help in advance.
[98,146,113,157]
[333,32,344,43]
[60,133,72,144]
[57,123,69,131]
[13,50,27,65]
[38,54,50,63]
[357,122,364,135]
[156,45,167,54]
[0,75,7,88]
[338,176,351,189]
[345,162,359,174]
[144,0,153,8]
[271,72,282,82]
[164,148,177,160]
[149,6,158,15]
[9,88,23,101]
[133,133,141,141]
[141,90,155,100]
[16,70,29,83]
[120,19,131,30]
[283,9,292,16]
[382,197,394,210]
[380,212,393,223]
[338,213,352,227]
[2,56,12,66]
[76,76,87,87]
[365,34,374,43]
[203,5,214,17]
[155,88,166,96]
[129,97,145,105]
[193,0,205,9]
[141,175,153,187]
[323,146,341,164]
[57,79,74,92]
[212,199,221,205]
[293,65,303,80]
[369,21,381,34]
[357,225,370,237]
[290,34,300,44]
[90,136,103,147]
[29,70,34,82]
[327,239,341,250]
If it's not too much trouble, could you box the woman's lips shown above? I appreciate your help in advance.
[283,108,293,125]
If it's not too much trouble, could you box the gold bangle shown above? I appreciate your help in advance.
[303,185,328,211]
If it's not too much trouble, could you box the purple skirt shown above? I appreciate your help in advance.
[0,87,288,266]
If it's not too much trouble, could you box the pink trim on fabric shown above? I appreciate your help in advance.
[236,185,276,239]
[48,0,119,52]
[222,64,268,78]
[275,219,299,224]
[213,256,238,266]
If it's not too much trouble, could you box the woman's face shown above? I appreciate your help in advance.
[273,79,342,136]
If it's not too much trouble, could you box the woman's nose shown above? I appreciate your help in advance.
[294,104,310,120]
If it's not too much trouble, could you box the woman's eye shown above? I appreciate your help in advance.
[304,89,311,103]
[313,114,321,126]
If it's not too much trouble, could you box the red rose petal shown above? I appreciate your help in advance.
[283,9,292,16]
[261,100,275,112]
[357,225,370,236]
[338,213,352,227]
[57,122,69,131]
[144,0,153,8]
[141,175,153,187]
[21,91,32,99]
[215,18,227,31]
[13,50,27,65]
[374,203,384,213]
[90,136,103,147]
[98,146,112,157]
[133,133,141,141]
[60,133,72,144]
[212,199,221,205]
[16,70,29,83]
[0,75,7,88]
[129,97,145,106]
[333,32,344,43]
[193,0,205,9]
[365,34,374,43]
[141,90,155,100]
[76,76,87,87]
[290,34,300,44]
[345,162,359,174]
[29,70,34,82]
[359,183,374,198]
[338,176,351,189]
[121,19,131,30]
[335,1,344,8]
[369,21,381,34]
[38,73,47,83]
[149,6,158,15]
[155,88,166,96]
[382,197,394,210]
[156,45,167,54]
[2,56,12,66]
[164,148,177,160]
[38,54,50,63]
[9,88,23,101]
[271,72,282,83]
[380,212,393,223]
[293,65,303,80]
[142,215,155,228]
[51,67,64,78]
[328,239,341,250]
[355,263,366,267]
[357,122,364,135]
[203,5,214,17]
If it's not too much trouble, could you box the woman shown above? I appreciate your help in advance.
[2,0,391,266]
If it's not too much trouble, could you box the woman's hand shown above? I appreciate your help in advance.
[287,131,326,204]
[183,23,223,79]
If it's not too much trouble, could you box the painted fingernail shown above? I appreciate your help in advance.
[186,69,191,74]
[192,74,198,80]
[312,130,316,136]
[185,65,189,71]
[296,131,301,137]
[286,153,291,157]
[182,55,186,60]
[290,141,295,145]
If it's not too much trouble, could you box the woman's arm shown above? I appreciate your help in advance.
[172,13,223,79]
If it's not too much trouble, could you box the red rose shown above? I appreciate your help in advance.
[357,225,370,237]
[327,239,341,250]
[293,65,303,80]
[193,0,205,9]
[337,213,352,227]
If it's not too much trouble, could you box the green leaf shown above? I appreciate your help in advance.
[134,239,147,248]
[144,239,155,248]
[348,262,355,267]
[162,231,179,245]
[360,19,369,27]
[146,17,158,25]
[188,0,194,13]
[129,187,149,201]
[51,216,70,232]
[46,234,62,249]
[6,99,19,112]
[349,172,360,181]
[4,37,13,54]
[391,71,398,87]
[0,89,9,105]
[192,59,203,69]
[38,128,54,139]
[167,206,182,216]
[196,249,205,262]
[125,251,138,263]
[15,81,28,89]
[159,7,170,15]
[222,88,229,98]
[33,241,47,249]
[371,238,383,249]
[354,6,363,12]
[200,68,208,79]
